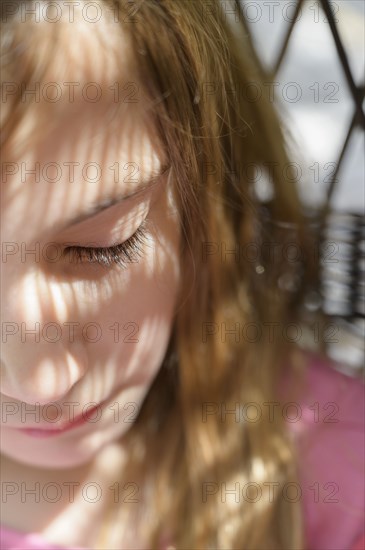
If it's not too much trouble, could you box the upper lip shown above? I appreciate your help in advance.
[4,403,103,432]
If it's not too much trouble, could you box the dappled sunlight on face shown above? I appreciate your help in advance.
[1,7,181,469]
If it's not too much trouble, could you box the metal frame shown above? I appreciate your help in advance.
[236,0,365,323]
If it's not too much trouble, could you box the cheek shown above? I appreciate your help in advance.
[89,277,178,391]
[82,189,181,392]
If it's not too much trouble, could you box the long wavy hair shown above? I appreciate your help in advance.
[1,1,326,548]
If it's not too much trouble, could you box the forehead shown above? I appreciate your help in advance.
[2,7,166,239]
[4,1,162,153]
[42,6,133,86]
[6,4,146,133]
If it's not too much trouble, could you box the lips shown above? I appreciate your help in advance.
[12,403,103,438]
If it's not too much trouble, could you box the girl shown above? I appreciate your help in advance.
[1,1,364,549]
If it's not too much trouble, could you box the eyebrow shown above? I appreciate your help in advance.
[60,163,171,231]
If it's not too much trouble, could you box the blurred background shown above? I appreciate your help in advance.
[232,0,364,371]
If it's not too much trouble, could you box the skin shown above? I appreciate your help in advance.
[0,10,181,548]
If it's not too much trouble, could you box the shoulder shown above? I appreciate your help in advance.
[285,352,364,550]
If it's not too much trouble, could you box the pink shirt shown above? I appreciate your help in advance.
[284,353,364,550]
[1,353,364,550]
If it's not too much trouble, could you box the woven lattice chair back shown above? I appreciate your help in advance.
[234,0,365,370]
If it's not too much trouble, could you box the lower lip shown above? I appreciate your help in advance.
[16,404,102,438]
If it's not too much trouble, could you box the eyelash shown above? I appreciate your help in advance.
[62,222,149,269]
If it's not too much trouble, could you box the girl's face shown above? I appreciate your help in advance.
[0,13,181,469]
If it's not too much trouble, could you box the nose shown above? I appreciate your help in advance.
[1,341,88,406]
[1,261,89,406]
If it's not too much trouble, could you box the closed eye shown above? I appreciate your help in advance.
[62,221,150,269]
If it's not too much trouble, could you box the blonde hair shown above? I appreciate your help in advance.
[1,1,325,548]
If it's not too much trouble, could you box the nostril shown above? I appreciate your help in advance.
[1,381,78,407]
